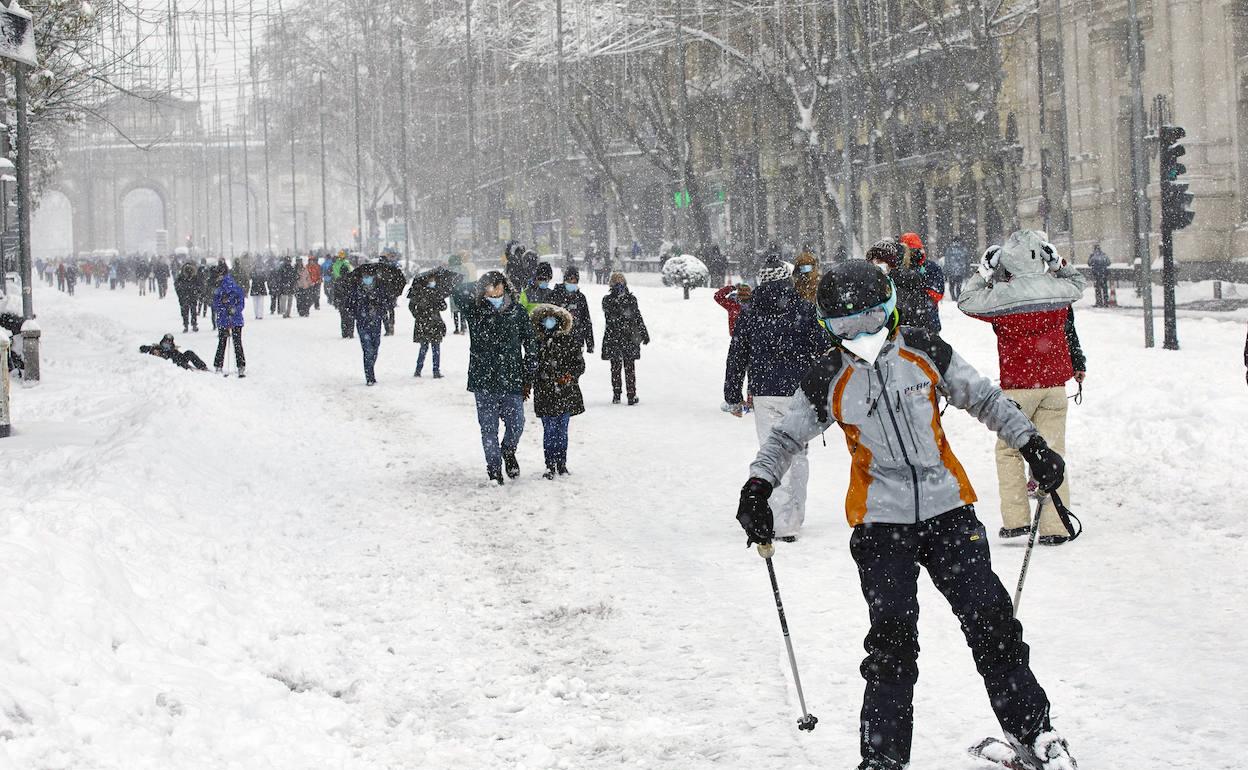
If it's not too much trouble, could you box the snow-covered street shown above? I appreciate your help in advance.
[1,282,1244,769]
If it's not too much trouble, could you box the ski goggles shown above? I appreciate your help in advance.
[818,291,897,340]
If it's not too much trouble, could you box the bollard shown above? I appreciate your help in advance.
[0,337,10,437]
[20,318,40,383]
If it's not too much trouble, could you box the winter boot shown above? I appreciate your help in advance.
[612,393,621,404]
[413,369,422,377]
[432,371,443,379]
[214,367,223,374]
[627,396,639,406]
[502,450,520,479]
[237,367,246,379]
[856,756,907,770]
[543,464,557,480]
[1038,534,1071,547]
[1000,525,1032,538]
[487,467,505,486]
[556,462,570,476]
[1008,731,1077,770]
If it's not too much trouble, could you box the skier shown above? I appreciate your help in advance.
[529,303,586,479]
[139,333,208,371]
[174,263,200,333]
[453,271,537,484]
[713,283,752,336]
[210,264,246,377]
[723,254,823,542]
[600,273,650,405]
[958,231,1087,545]
[735,259,1078,770]
[548,266,594,354]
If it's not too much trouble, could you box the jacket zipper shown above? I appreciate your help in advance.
[876,362,921,524]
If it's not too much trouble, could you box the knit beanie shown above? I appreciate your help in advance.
[756,258,790,285]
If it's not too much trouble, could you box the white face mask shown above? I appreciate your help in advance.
[871,260,891,275]
[841,326,891,365]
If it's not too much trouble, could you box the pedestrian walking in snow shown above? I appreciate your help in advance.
[793,250,820,304]
[447,254,469,334]
[519,260,556,312]
[174,263,200,333]
[714,283,752,336]
[943,238,971,301]
[277,257,298,318]
[249,267,268,320]
[959,230,1087,546]
[736,259,1078,770]
[723,253,823,542]
[529,303,585,479]
[210,265,247,377]
[339,260,405,386]
[408,266,459,378]
[549,266,594,354]
[154,258,171,299]
[139,333,208,371]
[600,273,649,405]
[136,259,150,296]
[295,257,316,316]
[1088,243,1111,307]
[868,236,944,332]
[453,271,537,485]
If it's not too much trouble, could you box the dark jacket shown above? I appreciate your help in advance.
[600,287,649,361]
[453,272,537,395]
[550,286,594,353]
[408,283,448,343]
[174,266,199,302]
[892,263,943,333]
[943,243,970,279]
[1088,247,1111,275]
[250,272,268,296]
[723,279,823,404]
[530,304,586,418]
[278,262,299,294]
[1066,308,1087,373]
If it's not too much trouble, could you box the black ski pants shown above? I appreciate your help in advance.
[851,506,1050,768]
[339,306,355,338]
[214,327,245,371]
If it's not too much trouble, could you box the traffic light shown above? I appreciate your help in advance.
[1159,124,1195,231]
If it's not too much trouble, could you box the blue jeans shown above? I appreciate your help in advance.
[540,413,571,466]
[474,392,525,471]
[416,342,441,374]
[357,318,383,381]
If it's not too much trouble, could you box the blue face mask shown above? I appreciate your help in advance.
[799,264,815,274]
[564,283,579,293]
[538,281,550,290]
[486,295,505,309]
[542,316,558,330]
[362,275,375,288]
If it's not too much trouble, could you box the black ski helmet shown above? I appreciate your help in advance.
[816,259,898,327]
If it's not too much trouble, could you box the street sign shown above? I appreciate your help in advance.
[385,222,406,242]
[0,2,36,68]
[454,216,473,242]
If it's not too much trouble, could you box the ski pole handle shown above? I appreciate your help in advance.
[756,543,775,559]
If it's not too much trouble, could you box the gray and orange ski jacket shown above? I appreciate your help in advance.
[749,327,1039,526]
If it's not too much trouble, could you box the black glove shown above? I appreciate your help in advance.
[1019,434,1065,494]
[736,477,774,546]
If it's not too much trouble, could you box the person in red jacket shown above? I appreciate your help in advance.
[958,230,1086,546]
[713,282,752,336]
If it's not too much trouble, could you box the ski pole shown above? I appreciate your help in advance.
[757,542,818,731]
[1012,494,1045,617]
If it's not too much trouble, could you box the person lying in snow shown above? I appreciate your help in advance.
[139,334,208,371]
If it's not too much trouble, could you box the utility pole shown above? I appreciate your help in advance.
[555,0,566,256]
[289,104,298,253]
[675,0,690,249]
[242,102,252,252]
[14,60,39,382]
[226,126,235,259]
[464,0,478,255]
[1034,5,1051,234]
[318,71,328,252]
[352,52,364,254]
[262,100,273,254]
[396,26,412,268]
[837,0,854,259]
[1126,0,1154,347]
[1053,0,1077,260]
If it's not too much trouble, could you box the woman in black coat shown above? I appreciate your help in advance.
[530,303,585,478]
[407,269,455,378]
[549,266,594,354]
[600,272,650,405]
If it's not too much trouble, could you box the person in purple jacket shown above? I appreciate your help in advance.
[211,262,247,377]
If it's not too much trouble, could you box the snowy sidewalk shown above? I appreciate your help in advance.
[0,284,1244,769]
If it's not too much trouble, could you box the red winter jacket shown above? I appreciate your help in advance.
[979,307,1075,390]
[714,285,744,336]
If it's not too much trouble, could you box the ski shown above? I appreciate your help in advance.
[968,737,1035,770]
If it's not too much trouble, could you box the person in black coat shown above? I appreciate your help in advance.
[408,267,460,377]
[249,267,268,320]
[153,258,171,299]
[549,266,594,354]
[600,272,650,404]
[529,303,586,478]
[174,263,200,332]
[139,333,208,371]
